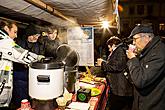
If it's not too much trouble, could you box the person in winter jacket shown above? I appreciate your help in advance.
[126,24,165,110]
[0,20,44,107]
[97,36,133,110]
[12,24,44,108]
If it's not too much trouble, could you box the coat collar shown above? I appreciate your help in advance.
[0,29,10,39]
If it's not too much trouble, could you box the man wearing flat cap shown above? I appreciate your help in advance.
[126,24,165,110]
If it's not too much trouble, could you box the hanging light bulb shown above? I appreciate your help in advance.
[101,20,109,29]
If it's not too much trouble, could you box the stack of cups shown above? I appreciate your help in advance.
[20,99,31,110]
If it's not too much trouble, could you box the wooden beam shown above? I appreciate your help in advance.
[24,0,76,24]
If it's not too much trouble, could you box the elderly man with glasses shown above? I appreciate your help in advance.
[126,24,165,110]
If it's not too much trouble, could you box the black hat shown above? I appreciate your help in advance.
[129,24,153,38]
[25,24,40,37]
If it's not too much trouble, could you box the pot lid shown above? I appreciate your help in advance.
[55,44,79,67]
[30,57,64,69]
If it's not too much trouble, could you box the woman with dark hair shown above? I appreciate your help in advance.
[97,36,133,110]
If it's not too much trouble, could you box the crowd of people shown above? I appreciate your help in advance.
[97,24,165,110]
[0,19,165,110]
[0,20,63,109]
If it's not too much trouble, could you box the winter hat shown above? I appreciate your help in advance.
[129,24,153,38]
[25,24,40,37]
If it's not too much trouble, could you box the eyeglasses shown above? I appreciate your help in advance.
[133,36,141,42]
[34,34,40,37]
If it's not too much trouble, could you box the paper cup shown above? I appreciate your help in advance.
[129,44,136,52]
[97,58,102,66]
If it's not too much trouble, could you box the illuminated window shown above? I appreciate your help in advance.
[159,24,165,31]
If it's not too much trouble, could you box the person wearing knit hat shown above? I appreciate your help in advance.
[12,24,44,108]
[25,24,40,37]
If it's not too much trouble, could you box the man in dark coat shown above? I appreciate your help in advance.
[126,24,165,110]
[12,24,44,108]
[97,36,133,110]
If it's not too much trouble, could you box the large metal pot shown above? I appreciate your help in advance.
[29,58,64,100]
[64,66,78,93]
